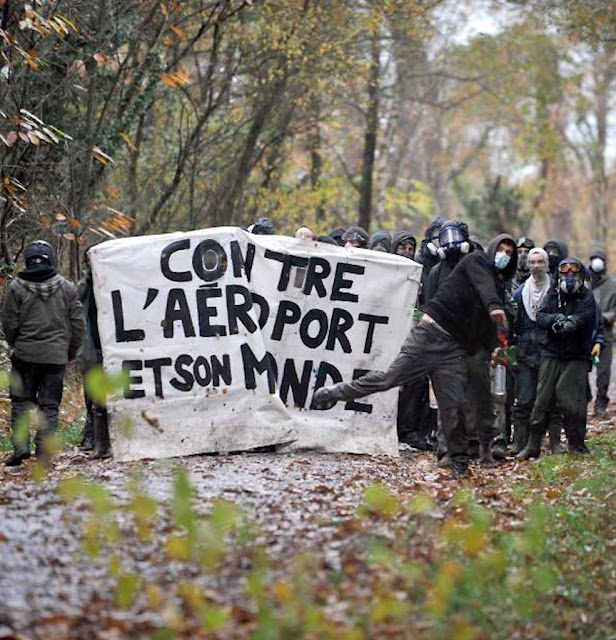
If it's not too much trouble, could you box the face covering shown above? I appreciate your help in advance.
[560,274,581,295]
[518,254,528,271]
[530,266,547,283]
[494,251,511,270]
[590,257,605,273]
[548,254,561,273]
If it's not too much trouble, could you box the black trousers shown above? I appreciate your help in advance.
[9,357,66,456]
[331,320,469,464]
[529,358,589,450]
[595,343,613,411]
[397,378,433,445]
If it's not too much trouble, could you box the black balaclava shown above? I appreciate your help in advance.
[544,240,569,275]
[19,240,57,282]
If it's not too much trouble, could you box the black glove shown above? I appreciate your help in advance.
[561,320,576,334]
[553,313,567,325]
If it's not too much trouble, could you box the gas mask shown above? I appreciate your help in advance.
[560,275,581,295]
[436,225,470,260]
[558,262,583,294]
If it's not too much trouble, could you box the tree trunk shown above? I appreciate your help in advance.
[358,32,380,232]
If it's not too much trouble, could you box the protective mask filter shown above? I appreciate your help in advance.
[560,274,581,294]
[590,257,605,273]
[494,251,511,270]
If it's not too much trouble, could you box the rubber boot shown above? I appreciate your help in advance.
[480,443,496,468]
[79,413,94,450]
[548,422,566,455]
[516,429,542,460]
[512,423,528,456]
[92,414,111,459]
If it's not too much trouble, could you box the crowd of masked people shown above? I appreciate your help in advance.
[2,220,615,478]
[310,217,616,479]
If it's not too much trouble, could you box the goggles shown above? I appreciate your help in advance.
[559,263,581,275]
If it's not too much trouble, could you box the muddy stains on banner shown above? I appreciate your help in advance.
[90,228,421,461]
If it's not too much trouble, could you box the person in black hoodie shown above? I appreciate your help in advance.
[416,217,444,309]
[2,241,84,466]
[544,240,569,277]
[517,258,597,459]
[312,234,516,479]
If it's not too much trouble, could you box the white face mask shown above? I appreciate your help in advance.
[590,257,605,273]
[494,251,511,270]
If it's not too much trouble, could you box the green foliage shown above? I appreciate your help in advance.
[84,366,130,407]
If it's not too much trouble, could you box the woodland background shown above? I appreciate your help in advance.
[1,0,615,280]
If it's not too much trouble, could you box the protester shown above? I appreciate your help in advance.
[342,226,369,249]
[518,258,596,459]
[511,248,564,454]
[76,256,110,458]
[295,226,316,241]
[2,241,84,466]
[544,240,568,276]
[513,237,535,287]
[313,234,516,479]
[329,228,345,246]
[416,217,444,308]
[368,231,392,253]
[588,249,616,418]
[250,217,276,235]
[317,235,339,246]
[392,231,416,260]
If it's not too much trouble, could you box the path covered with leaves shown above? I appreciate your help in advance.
[1,415,616,639]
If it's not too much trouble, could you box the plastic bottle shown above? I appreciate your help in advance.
[493,364,506,397]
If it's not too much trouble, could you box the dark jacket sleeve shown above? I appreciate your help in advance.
[465,254,502,313]
[602,280,616,325]
[66,283,85,360]
[536,294,559,330]
[594,310,606,348]
[2,283,20,347]
[424,264,439,304]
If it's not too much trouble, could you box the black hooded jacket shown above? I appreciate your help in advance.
[417,218,444,308]
[537,279,597,361]
[424,248,470,304]
[424,233,517,353]
[544,240,569,275]
[589,249,616,342]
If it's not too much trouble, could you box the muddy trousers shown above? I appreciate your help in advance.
[528,358,589,451]
[332,321,469,464]
[512,362,564,451]
[9,357,66,456]
[595,343,613,412]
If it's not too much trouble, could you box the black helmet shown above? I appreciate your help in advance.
[251,217,275,235]
[517,236,535,250]
[25,240,55,267]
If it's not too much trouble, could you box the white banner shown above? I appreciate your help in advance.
[90,227,420,461]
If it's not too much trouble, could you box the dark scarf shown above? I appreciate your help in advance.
[18,263,57,282]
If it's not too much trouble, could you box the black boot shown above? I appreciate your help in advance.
[92,414,111,459]
[5,452,30,467]
[516,429,542,460]
[452,459,470,479]
[512,424,528,456]
[479,443,496,468]
[79,414,95,450]
[548,422,565,455]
